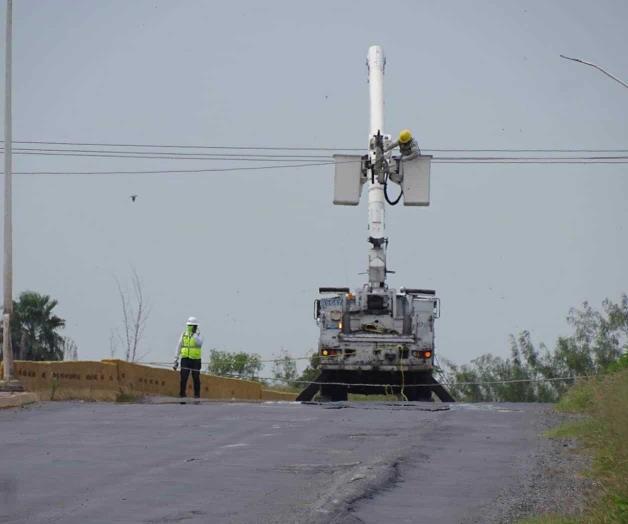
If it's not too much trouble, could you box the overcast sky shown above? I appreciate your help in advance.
[1,0,627,374]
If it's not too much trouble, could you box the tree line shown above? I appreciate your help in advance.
[3,289,626,402]
[438,295,628,402]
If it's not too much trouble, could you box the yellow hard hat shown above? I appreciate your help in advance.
[399,129,413,144]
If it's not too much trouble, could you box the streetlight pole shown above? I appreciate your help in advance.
[2,0,14,384]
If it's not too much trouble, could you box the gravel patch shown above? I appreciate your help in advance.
[473,408,595,523]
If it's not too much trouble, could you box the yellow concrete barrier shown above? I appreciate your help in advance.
[261,389,298,401]
[108,360,264,400]
[12,360,119,401]
[1,360,291,402]
[108,360,180,398]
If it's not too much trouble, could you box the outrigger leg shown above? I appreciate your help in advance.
[427,375,456,402]
[295,376,321,401]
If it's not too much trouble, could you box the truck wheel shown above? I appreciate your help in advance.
[405,386,433,402]
[334,386,348,402]
[320,384,348,402]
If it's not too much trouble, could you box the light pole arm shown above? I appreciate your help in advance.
[560,54,628,90]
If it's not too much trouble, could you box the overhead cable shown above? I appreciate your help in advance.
[4,147,628,164]
[13,160,339,175]
[1,139,628,154]
[2,150,335,162]
[2,140,364,152]
[1,146,333,160]
[12,157,628,175]
[153,361,593,388]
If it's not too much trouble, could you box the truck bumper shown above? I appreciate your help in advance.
[319,361,433,372]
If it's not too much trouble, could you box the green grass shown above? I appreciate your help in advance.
[530,368,628,523]
[544,418,596,440]
[519,517,575,524]
[555,379,596,412]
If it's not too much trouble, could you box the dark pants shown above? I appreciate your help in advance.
[179,357,201,398]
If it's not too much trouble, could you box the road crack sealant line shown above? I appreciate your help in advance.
[162,362,593,389]
[303,455,404,524]
[303,435,435,523]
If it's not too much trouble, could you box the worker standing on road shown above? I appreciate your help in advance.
[173,317,203,401]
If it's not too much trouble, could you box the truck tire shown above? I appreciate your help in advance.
[405,386,433,402]
[405,373,434,401]
[320,384,348,402]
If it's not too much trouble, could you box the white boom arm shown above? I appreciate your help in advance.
[331,45,432,288]
[367,45,387,288]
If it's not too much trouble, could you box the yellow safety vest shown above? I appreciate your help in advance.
[179,333,202,360]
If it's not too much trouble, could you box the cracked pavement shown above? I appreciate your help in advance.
[0,401,565,523]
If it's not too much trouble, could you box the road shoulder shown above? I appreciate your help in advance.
[477,408,594,523]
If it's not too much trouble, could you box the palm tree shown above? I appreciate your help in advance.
[1,292,66,361]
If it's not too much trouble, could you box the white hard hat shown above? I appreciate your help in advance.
[186,316,199,325]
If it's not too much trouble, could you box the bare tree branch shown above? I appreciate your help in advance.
[115,276,132,361]
[560,54,628,89]
[115,268,150,362]
[109,329,118,359]
[62,337,78,361]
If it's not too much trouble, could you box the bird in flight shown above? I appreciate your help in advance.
[130,194,138,202]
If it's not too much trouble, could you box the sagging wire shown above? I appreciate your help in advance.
[165,362,592,389]
[140,355,313,366]
[4,139,628,153]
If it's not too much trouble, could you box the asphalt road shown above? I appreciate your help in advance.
[0,400,561,524]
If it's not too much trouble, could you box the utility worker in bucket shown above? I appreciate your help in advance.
[173,317,203,400]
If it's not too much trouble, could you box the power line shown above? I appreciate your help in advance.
[433,160,628,164]
[256,374,591,388]
[2,150,336,162]
[3,142,628,175]
[11,157,628,175]
[2,140,364,152]
[13,160,339,175]
[4,149,628,165]
[1,146,333,160]
[2,140,628,154]
[434,156,628,161]
[150,361,592,388]
[4,147,628,163]
[428,149,628,153]
[141,356,312,366]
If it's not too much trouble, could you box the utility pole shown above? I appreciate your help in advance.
[2,0,15,385]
